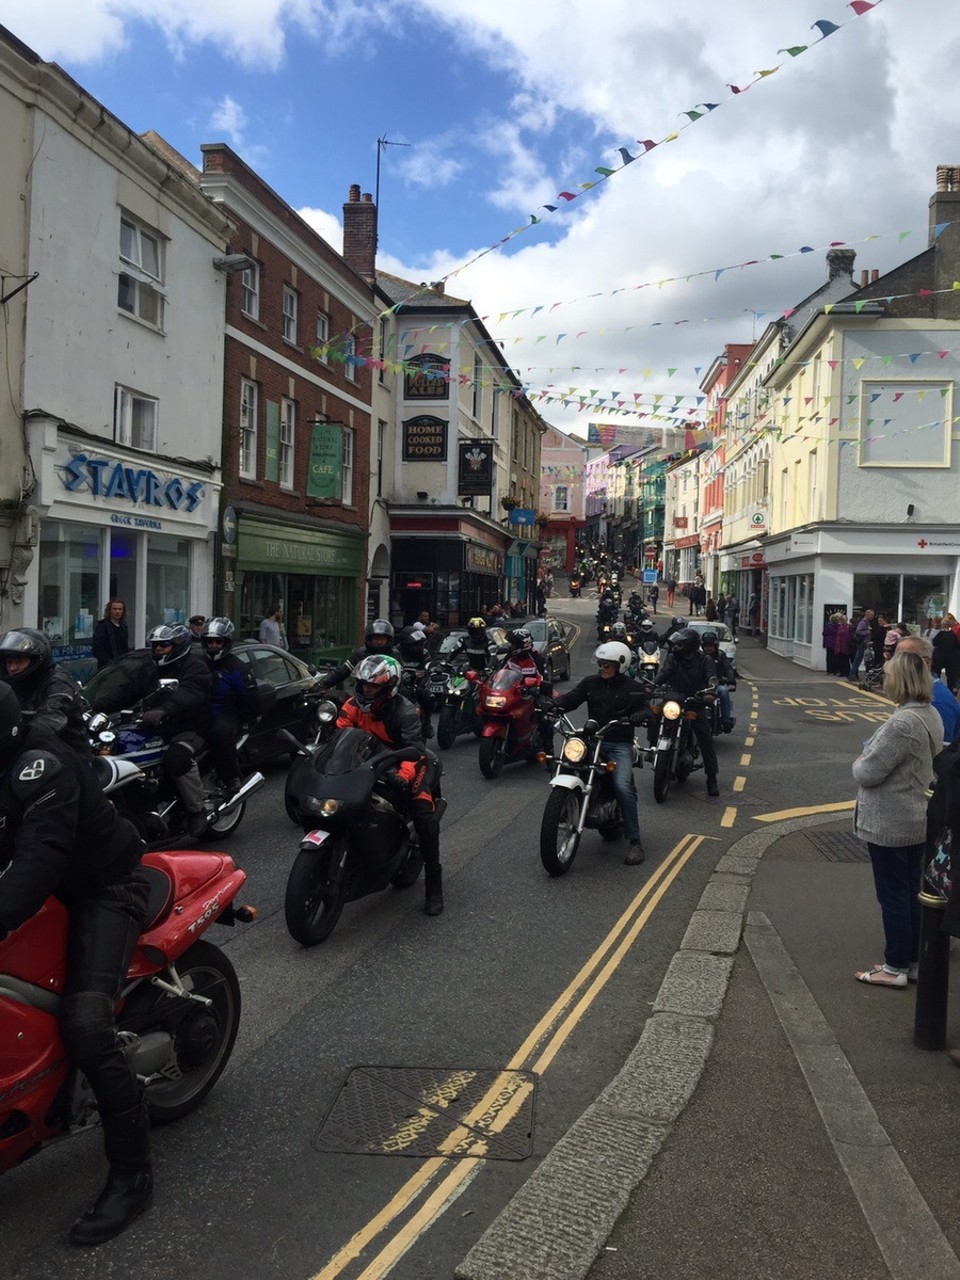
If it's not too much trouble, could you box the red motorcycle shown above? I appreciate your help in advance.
[0,849,255,1175]
[476,660,545,778]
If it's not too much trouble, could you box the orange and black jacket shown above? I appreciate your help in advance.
[336,693,433,803]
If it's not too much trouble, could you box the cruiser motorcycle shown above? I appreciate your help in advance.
[646,687,715,804]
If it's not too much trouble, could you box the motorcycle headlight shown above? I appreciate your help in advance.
[562,736,588,763]
[301,796,342,816]
[316,701,339,725]
[485,695,507,709]
[662,700,682,721]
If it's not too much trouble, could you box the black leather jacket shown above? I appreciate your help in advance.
[554,671,648,743]
[91,649,212,738]
[6,665,90,755]
[657,650,717,698]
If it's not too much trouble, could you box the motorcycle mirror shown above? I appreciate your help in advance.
[277,728,308,754]
[583,718,599,735]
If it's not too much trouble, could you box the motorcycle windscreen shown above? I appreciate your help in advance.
[296,727,381,807]
[485,666,525,692]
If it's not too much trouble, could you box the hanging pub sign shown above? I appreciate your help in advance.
[306,422,343,499]
[404,353,450,400]
[458,440,494,496]
[402,415,447,461]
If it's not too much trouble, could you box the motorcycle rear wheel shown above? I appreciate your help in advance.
[143,940,241,1124]
[479,734,506,779]
[540,788,582,876]
[436,705,459,751]
[653,749,671,804]
[284,841,347,945]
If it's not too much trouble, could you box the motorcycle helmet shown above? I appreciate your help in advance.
[700,629,719,651]
[354,654,402,710]
[669,626,702,659]
[507,627,534,654]
[639,619,655,633]
[201,616,235,661]
[466,617,487,644]
[364,619,395,651]
[594,641,632,673]
[147,624,193,667]
[0,682,23,763]
[609,622,629,642]
[398,626,427,661]
[0,627,54,693]
[672,616,685,629]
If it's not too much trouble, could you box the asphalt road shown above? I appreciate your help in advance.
[2,594,891,1280]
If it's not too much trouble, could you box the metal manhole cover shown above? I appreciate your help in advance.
[313,1065,537,1160]
[805,829,871,862]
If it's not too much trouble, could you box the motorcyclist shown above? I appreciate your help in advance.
[200,618,257,794]
[0,683,152,1245]
[319,619,397,693]
[662,615,687,645]
[637,617,661,649]
[551,641,650,865]
[0,627,90,755]
[396,624,435,739]
[90,624,213,837]
[596,591,618,634]
[700,629,736,732]
[652,627,720,796]
[450,616,498,674]
[497,628,551,751]
[335,654,444,916]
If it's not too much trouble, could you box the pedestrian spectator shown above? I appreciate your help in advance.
[747,592,759,636]
[416,609,440,639]
[823,612,841,674]
[869,613,889,668]
[853,649,943,986]
[666,578,677,609]
[188,615,206,641]
[832,614,851,676]
[716,592,726,618]
[535,582,547,617]
[704,596,718,622]
[724,595,740,637]
[259,604,287,649]
[898,634,960,746]
[849,609,874,681]
[933,616,960,690]
[91,599,130,670]
[647,582,659,614]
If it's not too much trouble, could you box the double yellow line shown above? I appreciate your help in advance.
[312,831,705,1280]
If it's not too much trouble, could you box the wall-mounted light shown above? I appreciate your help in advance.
[213,253,257,273]
[907,503,915,517]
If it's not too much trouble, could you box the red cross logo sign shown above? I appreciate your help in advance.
[918,538,928,549]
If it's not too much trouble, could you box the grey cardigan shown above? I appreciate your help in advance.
[852,700,943,846]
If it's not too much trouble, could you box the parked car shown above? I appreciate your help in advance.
[501,617,573,681]
[82,641,329,766]
[680,620,739,673]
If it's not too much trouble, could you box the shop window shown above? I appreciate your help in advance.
[282,285,298,344]
[146,534,189,630]
[240,262,259,320]
[280,398,296,489]
[38,521,101,651]
[118,213,164,329]
[341,427,354,505]
[114,385,157,452]
[553,485,570,513]
[240,379,258,479]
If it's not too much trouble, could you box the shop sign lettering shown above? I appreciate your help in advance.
[111,513,163,530]
[264,540,351,568]
[61,454,204,512]
[402,416,447,461]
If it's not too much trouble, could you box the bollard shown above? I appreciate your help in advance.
[913,889,950,1051]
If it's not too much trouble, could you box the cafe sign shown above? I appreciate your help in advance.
[403,415,447,461]
[306,423,343,499]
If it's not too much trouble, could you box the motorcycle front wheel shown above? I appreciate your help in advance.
[143,939,241,1124]
[653,748,672,804]
[436,705,459,751]
[540,788,582,876]
[479,734,506,779]
[390,844,424,888]
[284,841,347,945]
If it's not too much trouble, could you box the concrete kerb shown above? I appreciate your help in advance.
[455,810,849,1280]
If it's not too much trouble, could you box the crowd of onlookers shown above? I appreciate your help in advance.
[822,607,960,689]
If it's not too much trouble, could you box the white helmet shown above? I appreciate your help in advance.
[594,641,632,673]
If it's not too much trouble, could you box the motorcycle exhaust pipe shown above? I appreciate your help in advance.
[210,771,266,817]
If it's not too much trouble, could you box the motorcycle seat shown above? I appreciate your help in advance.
[141,864,176,931]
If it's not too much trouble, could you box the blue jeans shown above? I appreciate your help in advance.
[599,740,641,841]
[867,841,924,970]
[716,684,733,722]
[849,643,866,679]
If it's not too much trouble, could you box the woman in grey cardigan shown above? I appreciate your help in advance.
[853,650,943,986]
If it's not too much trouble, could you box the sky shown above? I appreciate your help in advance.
[4,0,959,441]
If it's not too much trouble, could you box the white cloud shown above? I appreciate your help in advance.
[298,205,344,253]
[208,95,247,149]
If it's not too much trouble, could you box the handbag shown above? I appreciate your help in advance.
[924,829,953,898]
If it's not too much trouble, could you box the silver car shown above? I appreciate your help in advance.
[683,620,739,673]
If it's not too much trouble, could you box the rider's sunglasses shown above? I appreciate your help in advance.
[204,638,226,647]
[598,660,618,670]
[151,641,173,650]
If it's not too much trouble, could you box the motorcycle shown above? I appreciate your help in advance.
[706,680,738,735]
[87,711,266,846]
[569,578,582,598]
[635,639,662,683]
[646,687,715,804]
[0,848,255,1174]
[435,664,483,750]
[282,726,445,945]
[477,661,547,779]
[538,709,644,876]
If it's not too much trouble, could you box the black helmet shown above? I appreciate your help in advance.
[669,626,702,658]
[364,619,395,649]
[672,616,685,628]
[507,628,534,653]
[147,624,192,666]
[0,628,53,692]
[466,616,487,643]
[398,626,427,660]
[700,629,719,650]
[201,616,235,661]
[0,682,23,762]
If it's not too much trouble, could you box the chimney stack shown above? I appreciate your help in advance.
[342,185,377,281]
[930,164,960,319]
[826,247,856,281]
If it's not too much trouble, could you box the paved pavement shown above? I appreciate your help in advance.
[457,629,960,1280]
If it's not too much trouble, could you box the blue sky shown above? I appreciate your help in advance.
[5,0,960,435]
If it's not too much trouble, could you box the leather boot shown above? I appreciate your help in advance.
[424,865,444,916]
[69,1104,153,1246]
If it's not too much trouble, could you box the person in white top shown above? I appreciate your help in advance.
[258,605,286,649]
